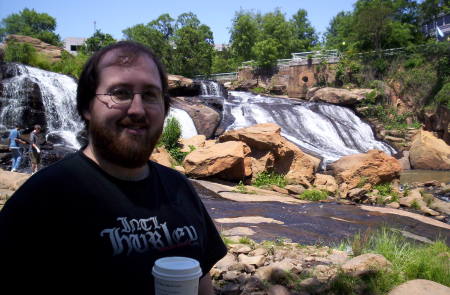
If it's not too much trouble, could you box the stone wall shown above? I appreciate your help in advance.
[237,62,337,98]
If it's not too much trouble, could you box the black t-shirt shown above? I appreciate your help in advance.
[0,151,227,294]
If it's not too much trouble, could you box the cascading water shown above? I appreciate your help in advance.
[0,64,84,149]
[199,80,223,97]
[166,107,198,138]
[224,91,396,168]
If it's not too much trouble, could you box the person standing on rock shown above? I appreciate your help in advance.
[8,125,27,172]
[0,41,227,295]
[29,124,42,174]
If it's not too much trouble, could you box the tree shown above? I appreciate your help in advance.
[290,9,318,52]
[252,38,280,68]
[0,8,61,46]
[229,11,260,62]
[420,0,450,22]
[259,9,295,58]
[324,11,355,50]
[82,30,116,53]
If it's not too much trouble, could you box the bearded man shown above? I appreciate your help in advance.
[0,41,227,295]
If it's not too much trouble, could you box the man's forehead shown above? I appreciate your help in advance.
[98,49,152,70]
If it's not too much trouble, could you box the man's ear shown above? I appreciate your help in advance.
[83,108,91,121]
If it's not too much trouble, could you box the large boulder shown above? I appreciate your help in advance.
[171,97,220,138]
[150,147,175,168]
[167,74,200,96]
[341,253,391,277]
[179,135,207,153]
[219,123,319,184]
[6,34,64,62]
[388,279,450,295]
[183,141,252,180]
[330,150,401,192]
[306,87,374,106]
[409,130,450,170]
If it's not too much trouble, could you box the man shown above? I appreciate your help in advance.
[29,124,42,173]
[8,125,27,172]
[0,41,227,294]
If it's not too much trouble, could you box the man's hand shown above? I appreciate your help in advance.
[198,273,214,295]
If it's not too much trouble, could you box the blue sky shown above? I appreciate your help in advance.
[0,0,357,44]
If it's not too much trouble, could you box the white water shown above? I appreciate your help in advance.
[199,81,223,97]
[166,107,198,139]
[225,91,396,168]
[0,64,83,149]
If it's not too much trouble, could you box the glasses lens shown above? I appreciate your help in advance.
[110,89,133,104]
[142,92,163,105]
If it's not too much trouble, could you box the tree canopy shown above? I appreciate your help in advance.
[0,8,61,46]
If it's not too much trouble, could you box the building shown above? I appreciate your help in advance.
[214,44,230,51]
[422,12,450,41]
[63,37,87,55]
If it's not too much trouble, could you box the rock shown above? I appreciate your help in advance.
[0,170,30,191]
[214,253,237,271]
[241,277,265,292]
[341,253,392,277]
[183,141,251,180]
[428,197,450,215]
[251,248,268,256]
[313,174,338,193]
[171,97,220,138]
[150,146,175,168]
[398,151,411,170]
[222,227,256,236]
[173,165,185,174]
[268,285,291,295]
[219,123,319,184]
[347,188,368,201]
[285,184,305,195]
[229,244,252,254]
[330,150,401,190]
[167,74,200,96]
[179,135,206,153]
[306,87,373,105]
[312,264,337,282]
[238,254,266,267]
[220,282,241,295]
[409,130,450,170]
[388,279,450,295]
[271,185,289,194]
[387,201,400,209]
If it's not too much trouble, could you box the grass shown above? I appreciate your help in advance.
[233,181,255,194]
[329,227,450,294]
[238,236,253,245]
[410,200,421,210]
[297,189,329,201]
[252,171,287,188]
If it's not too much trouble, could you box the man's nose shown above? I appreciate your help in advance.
[127,94,146,117]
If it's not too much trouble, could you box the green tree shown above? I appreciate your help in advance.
[229,11,260,62]
[81,30,116,53]
[325,11,355,51]
[0,8,61,46]
[290,9,318,51]
[259,9,295,58]
[420,0,450,22]
[211,47,238,73]
[252,38,280,68]
[172,13,214,77]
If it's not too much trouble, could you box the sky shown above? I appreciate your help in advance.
[0,0,357,44]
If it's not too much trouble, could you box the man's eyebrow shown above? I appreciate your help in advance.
[106,83,162,92]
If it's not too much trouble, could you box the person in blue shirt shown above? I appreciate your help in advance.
[8,125,27,172]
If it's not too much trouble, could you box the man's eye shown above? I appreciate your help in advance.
[110,89,131,100]
[142,92,162,103]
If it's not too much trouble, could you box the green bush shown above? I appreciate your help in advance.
[158,117,188,164]
[252,171,287,188]
[4,41,37,65]
[434,83,450,109]
[297,189,328,201]
[51,51,90,78]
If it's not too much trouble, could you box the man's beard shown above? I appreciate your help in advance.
[88,116,163,168]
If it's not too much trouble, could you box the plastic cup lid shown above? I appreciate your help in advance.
[152,257,202,281]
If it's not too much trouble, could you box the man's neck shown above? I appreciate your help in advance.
[82,144,149,181]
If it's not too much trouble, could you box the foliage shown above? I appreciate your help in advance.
[297,189,329,201]
[0,8,61,46]
[373,182,399,198]
[252,38,279,69]
[252,171,287,188]
[51,51,90,78]
[80,30,116,54]
[211,48,239,74]
[435,83,450,109]
[229,11,260,62]
[238,236,253,245]
[158,117,187,164]
[4,41,37,64]
[290,9,318,52]
[233,181,255,194]
[410,199,421,210]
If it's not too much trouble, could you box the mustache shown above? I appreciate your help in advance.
[118,116,148,128]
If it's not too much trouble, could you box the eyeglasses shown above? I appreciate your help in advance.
[96,88,164,107]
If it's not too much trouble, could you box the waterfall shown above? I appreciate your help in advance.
[0,64,83,149]
[166,107,198,139]
[199,80,223,97]
[224,91,396,168]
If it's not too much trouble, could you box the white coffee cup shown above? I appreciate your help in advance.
[152,256,202,295]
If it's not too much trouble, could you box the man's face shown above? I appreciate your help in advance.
[83,51,165,168]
